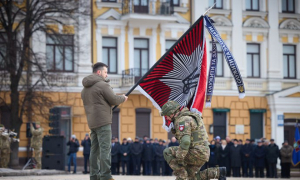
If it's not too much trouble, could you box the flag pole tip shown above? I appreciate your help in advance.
[239,93,246,99]
[205,102,211,108]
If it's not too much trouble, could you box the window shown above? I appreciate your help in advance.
[166,40,176,52]
[112,108,120,139]
[0,33,7,70]
[282,0,295,13]
[247,44,260,78]
[213,112,226,139]
[102,37,118,74]
[250,112,263,140]
[46,35,74,72]
[136,108,151,138]
[134,0,149,13]
[209,0,223,9]
[102,0,117,2]
[172,0,180,7]
[283,45,296,79]
[134,38,149,77]
[246,0,259,11]
[210,41,224,77]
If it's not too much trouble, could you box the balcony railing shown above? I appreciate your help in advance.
[122,0,174,15]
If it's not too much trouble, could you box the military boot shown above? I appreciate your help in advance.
[219,167,226,180]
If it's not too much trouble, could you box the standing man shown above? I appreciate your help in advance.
[266,139,279,178]
[120,138,130,175]
[230,139,242,177]
[81,133,91,174]
[111,137,120,175]
[130,137,143,175]
[280,140,293,178]
[81,62,127,180]
[155,139,166,175]
[142,138,153,175]
[161,101,226,180]
[30,122,43,169]
[67,134,80,173]
[241,139,253,177]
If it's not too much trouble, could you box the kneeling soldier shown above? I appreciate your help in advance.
[161,101,226,180]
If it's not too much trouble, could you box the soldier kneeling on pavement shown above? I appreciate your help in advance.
[161,101,226,180]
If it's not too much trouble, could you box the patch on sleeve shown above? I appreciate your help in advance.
[179,121,185,131]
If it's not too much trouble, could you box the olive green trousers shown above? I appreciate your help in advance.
[90,124,112,180]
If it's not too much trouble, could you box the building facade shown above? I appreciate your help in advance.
[0,0,299,164]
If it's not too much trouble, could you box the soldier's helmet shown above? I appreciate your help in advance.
[35,121,40,125]
[160,101,181,116]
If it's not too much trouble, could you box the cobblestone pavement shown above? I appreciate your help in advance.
[0,175,299,180]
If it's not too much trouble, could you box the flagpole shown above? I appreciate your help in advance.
[112,3,216,111]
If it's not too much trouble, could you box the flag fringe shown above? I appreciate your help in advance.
[205,102,211,107]
[239,93,246,99]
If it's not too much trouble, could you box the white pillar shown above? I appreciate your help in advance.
[128,27,134,69]
[232,0,245,77]
[119,27,126,74]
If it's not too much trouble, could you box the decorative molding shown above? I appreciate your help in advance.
[210,15,232,27]
[96,8,121,20]
[174,6,189,13]
[279,13,300,21]
[279,19,300,30]
[174,13,190,24]
[243,17,269,28]
[242,11,268,19]
[96,0,122,10]
[207,9,231,18]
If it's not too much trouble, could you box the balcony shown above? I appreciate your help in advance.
[121,0,177,23]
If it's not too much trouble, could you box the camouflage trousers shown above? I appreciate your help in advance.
[163,145,219,180]
[0,148,10,168]
[32,147,41,169]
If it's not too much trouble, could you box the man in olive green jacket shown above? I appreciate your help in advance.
[81,62,127,180]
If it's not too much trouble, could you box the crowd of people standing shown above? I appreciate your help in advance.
[204,136,294,178]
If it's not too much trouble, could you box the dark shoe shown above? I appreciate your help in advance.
[219,167,226,180]
[82,171,87,174]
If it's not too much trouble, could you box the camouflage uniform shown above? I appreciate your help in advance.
[30,122,43,169]
[0,124,10,168]
[162,101,223,180]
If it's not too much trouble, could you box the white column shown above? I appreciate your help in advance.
[119,27,125,74]
[297,43,300,79]
[192,0,207,23]
[267,1,282,91]
[151,0,156,15]
[232,0,245,77]
[160,28,166,57]
[150,28,157,66]
[128,27,134,69]
[260,39,267,78]
[96,28,102,63]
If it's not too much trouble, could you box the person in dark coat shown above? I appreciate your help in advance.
[254,141,266,177]
[263,140,270,177]
[218,139,231,177]
[67,134,80,173]
[120,138,130,175]
[142,139,153,175]
[115,137,121,175]
[208,140,218,167]
[155,139,166,175]
[280,140,293,178]
[215,136,221,148]
[266,139,279,178]
[81,133,91,174]
[130,137,143,175]
[241,139,252,177]
[111,137,120,175]
[152,138,159,175]
[230,139,242,177]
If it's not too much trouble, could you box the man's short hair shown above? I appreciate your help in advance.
[93,62,108,73]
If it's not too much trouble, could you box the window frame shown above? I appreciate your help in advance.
[134,38,149,77]
[283,44,296,79]
[0,32,17,71]
[171,0,180,7]
[246,0,260,11]
[102,37,118,74]
[247,43,261,78]
[101,0,117,2]
[282,0,295,13]
[209,41,224,77]
[46,34,74,72]
[165,39,176,52]
[210,0,223,9]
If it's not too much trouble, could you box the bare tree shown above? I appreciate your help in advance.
[0,0,89,167]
